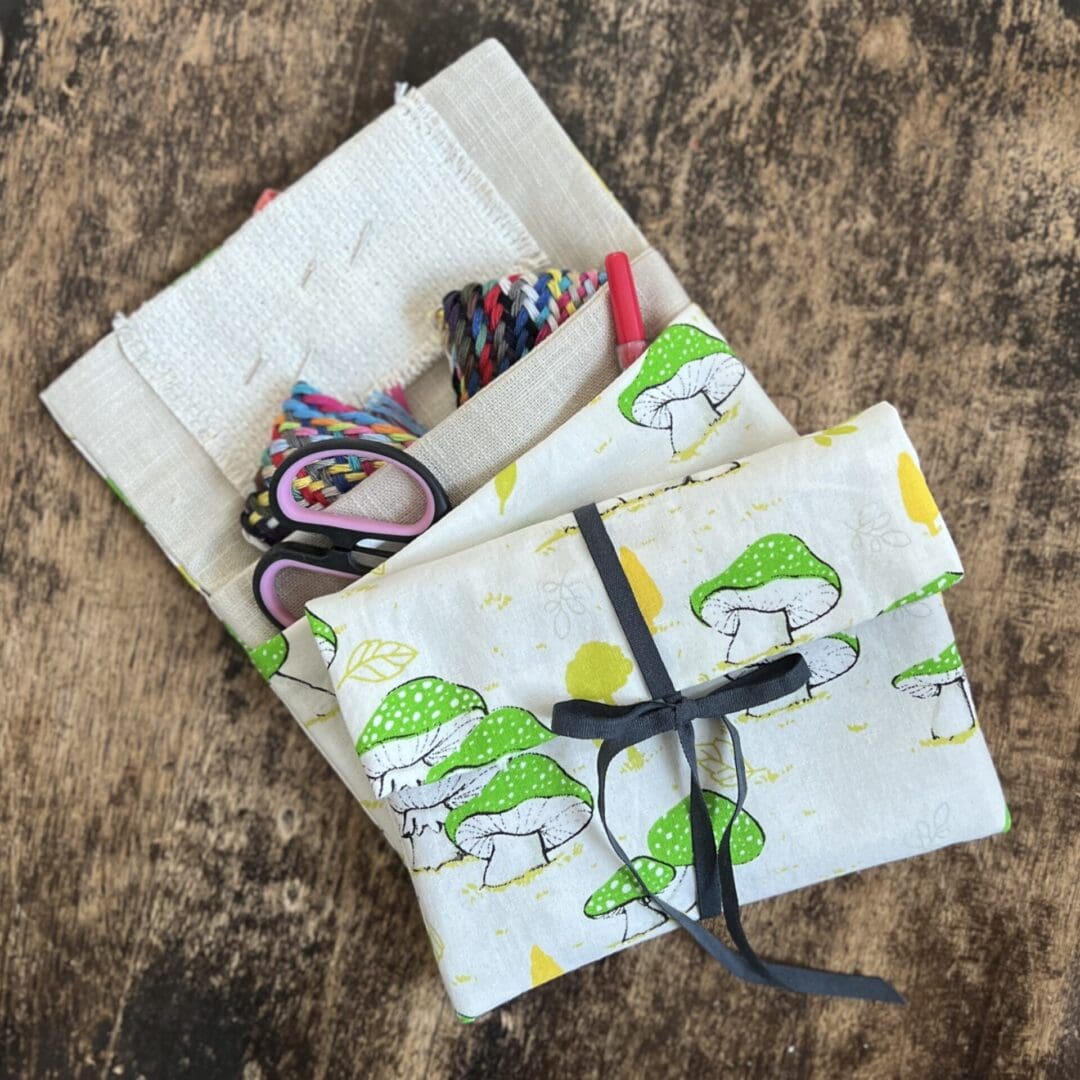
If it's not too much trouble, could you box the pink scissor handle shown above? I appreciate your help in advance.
[268,438,448,544]
[256,555,356,630]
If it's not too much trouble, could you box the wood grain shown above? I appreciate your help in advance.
[1,2,1078,1077]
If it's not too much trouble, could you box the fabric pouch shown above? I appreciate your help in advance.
[39,40,677,804]
[309,402,1007,1017]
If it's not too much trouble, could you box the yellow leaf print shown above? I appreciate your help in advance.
[337,639,418,687]
[565,642,634,704]
[618,546,664,633]
[529,945,563,987]
[898,452,941,536]
[813,424,858,447]
[494,462,517,515]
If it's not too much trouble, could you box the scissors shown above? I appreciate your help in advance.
[252,436,450,629]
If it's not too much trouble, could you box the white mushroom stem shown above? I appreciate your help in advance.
[454,795,592,887]
[631,353,745,454]
[406,827,462,872]
[725,609,793,663]
[314,636,336,666]
[930,678,977,740]
[661,865,697,913]
[362,710,485,798]
[389,766,498,836]
[619,901,668,942]
[744,636,857,715]
[482,833,548,887]
[660,393,725,455]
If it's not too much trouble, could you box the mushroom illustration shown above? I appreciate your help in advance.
[891,642,976,740]
[882,572,963,614]
[647,790,766,889]
[387,707,554,871]
[582,789,766,944]
[306,613,338,667]
[248,632,333,697]
[691,534,841,663]
[445,754,593,887]
[584,856,676,942]
[744,632,860,716]
[356,678,487,797]
[617,324,745,454]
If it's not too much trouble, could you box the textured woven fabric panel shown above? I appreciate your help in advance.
[420,40,645,270]
[115,90,546,492]
[40,334,249,598]
[211,247,691,647]
[40,40,647,626]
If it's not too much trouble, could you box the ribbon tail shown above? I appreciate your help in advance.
[676,721,723,919]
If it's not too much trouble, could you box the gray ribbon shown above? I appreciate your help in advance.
[551,503,904,1004]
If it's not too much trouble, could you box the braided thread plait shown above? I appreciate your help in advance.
[241,382,424,546]
[441,268,606,404]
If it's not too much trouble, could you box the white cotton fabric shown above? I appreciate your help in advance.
[310,403,1006,1017]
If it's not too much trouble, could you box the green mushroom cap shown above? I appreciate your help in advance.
[445,754,593,844]
[827,631,860,654]
[357,677,486,755]
[647,791,765,866]
[306,613,336,645]
[892,642,964,690]
[248,634,287,680]
[617,324,735,421]
[883,572,964,613]
[584,856,676,917]
[691,533,840,618]
[425,707,553,784]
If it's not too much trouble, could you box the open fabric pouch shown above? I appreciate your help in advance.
[39,39,682,793]
[309,402,1007,1017]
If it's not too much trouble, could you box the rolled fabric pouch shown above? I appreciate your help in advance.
[308,402,1007,1017]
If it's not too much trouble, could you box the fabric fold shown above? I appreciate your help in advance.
[307,402,1004,1017]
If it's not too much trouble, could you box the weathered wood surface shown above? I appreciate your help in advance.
[1,2,1077,1077]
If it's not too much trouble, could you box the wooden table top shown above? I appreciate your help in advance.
[1,3,1077,1077]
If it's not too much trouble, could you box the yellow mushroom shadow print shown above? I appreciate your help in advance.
[618,546,664,633]
[584,792,765,943]
[691,534,841,663]
[493,461,517,515]
[565,642,634,704]
[529,945,563,987]
[813,423,858,447]
[618,325,745,455]
[898,451,941,536]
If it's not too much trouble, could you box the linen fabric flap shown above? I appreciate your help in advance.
[308,402,1006,1016]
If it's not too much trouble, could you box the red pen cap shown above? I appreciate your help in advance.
[605,251,645,346]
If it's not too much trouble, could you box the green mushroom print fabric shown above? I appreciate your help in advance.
[309,401,1007,1018]
[262,305,795,804]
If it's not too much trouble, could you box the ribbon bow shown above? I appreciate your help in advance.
[552,503,903,1004]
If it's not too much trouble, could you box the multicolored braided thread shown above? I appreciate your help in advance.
[241,382,425,546]
[441,268,605,404]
